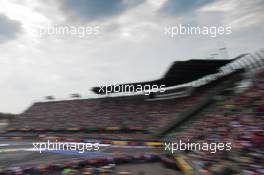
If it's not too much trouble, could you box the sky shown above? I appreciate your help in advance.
[0,0,263,113]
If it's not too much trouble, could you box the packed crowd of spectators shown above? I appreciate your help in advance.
[9,86,211,137]
[168,70,264,175]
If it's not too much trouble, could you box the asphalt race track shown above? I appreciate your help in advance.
[0,140,155,166]
[0,140,180,175]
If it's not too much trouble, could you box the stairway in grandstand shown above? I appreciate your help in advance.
[155,70,243,138]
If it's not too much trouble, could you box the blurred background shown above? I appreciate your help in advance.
[0,0,263,174]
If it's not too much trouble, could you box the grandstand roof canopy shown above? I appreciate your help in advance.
[92,58,235,94]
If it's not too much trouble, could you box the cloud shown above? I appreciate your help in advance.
[199,0,264,30]
[61,0,145,22]
[160,0,216,16]
[0,14,22,44]
[0,0,263,114]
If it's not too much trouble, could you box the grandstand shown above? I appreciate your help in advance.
[6,56,242,140]
[7,87,210,137]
